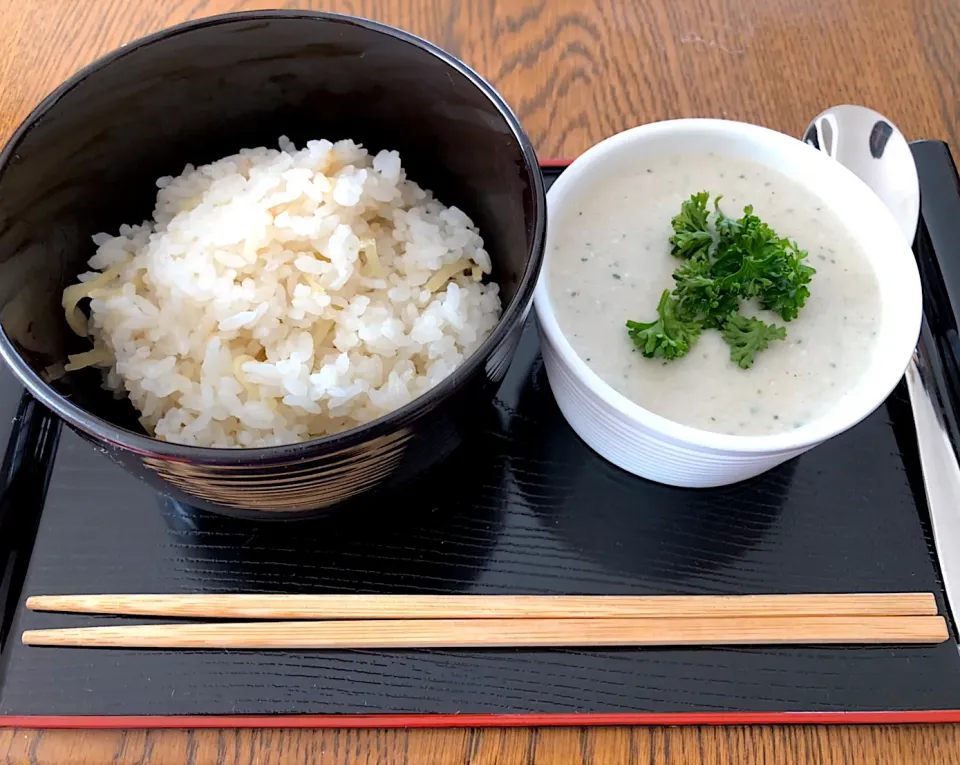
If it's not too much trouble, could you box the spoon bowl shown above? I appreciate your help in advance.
[803,105,920,242]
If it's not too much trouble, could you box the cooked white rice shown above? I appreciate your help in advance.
[61,137,501,447]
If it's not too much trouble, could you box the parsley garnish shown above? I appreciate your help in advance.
[626,290,702,360]
[722,315,787,369]
[669,191,713,260]
[627,192,814,368]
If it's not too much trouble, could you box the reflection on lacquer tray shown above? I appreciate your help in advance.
[155,408,508,594]
[511,359,789,585]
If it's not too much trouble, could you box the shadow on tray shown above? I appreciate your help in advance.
[510,357,792,585]
[155,404,508,594]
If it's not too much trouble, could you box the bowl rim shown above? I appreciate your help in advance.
[0,9,547,461]
[534,117,922,455]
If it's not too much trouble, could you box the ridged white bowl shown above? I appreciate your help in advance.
[534,119,922,487]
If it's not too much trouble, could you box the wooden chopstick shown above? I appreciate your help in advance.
[23,592,940,620]
[21,616,949,649]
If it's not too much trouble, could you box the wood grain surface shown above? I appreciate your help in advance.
[2,725,960,764]
[1,0,959,763]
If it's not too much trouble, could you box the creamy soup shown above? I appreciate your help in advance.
[549,152,882,436]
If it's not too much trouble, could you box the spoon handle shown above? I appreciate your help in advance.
[908,141,960,627]
[907,334,960,624]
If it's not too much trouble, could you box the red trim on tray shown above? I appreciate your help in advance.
[4,710,960,729]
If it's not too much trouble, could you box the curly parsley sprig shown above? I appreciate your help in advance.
[626,290,702,361]
[627,192,815,369]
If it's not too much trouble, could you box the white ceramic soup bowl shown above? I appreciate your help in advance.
[534,118,922,488]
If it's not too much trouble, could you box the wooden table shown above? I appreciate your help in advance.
[1,0,958,762]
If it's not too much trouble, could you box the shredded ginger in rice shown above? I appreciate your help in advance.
[60,137,502,447]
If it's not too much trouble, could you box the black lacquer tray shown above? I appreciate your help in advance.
[2,145,960,729]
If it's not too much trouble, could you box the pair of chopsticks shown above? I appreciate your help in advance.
[22,593,948,649]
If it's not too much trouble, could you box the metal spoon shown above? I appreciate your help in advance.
[804,105,920,241]
[804,105,960,628]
